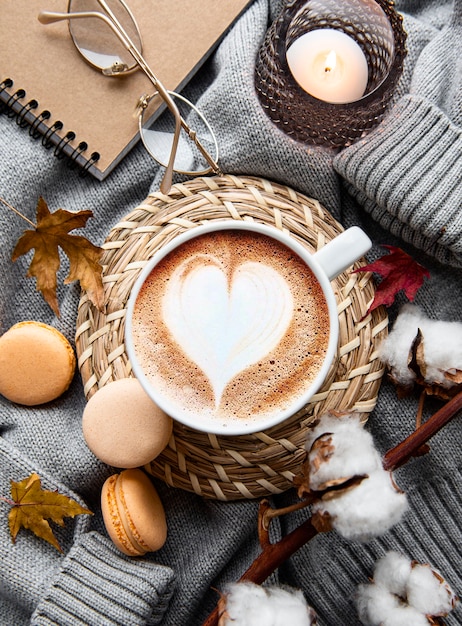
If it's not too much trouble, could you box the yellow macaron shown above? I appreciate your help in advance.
[101,468,167,556]
[0,321,76,405]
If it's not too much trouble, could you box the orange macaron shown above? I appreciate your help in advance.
[101,468,167,557]
[82,378,173,468]
[0,321,76,405]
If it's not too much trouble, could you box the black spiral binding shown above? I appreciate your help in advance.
[0,78,100,176]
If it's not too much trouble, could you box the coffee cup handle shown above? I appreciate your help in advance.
[313,226,372,281]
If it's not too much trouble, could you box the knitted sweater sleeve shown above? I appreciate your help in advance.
[333,0,462,267]
[0,437,175,626]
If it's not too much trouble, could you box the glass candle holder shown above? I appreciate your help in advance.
[255,0,407,147]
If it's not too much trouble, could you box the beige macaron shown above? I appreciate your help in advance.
[101,468,167,556]
[0,321,76,405]
[82,378,173,468]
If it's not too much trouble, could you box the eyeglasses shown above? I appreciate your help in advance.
[38,0,221,194]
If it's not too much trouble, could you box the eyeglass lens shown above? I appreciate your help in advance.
[68,0,142,74]
[140,91,219,176]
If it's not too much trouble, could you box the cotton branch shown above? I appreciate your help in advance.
[202,390,462,626]
[382,389,462,471]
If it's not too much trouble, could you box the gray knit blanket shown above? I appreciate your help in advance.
[0,0,461,624]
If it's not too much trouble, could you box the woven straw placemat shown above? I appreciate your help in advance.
[75,175,388,501]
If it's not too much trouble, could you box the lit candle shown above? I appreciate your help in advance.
[286,29,369,104]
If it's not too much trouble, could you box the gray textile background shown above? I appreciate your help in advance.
[1,0,461,624]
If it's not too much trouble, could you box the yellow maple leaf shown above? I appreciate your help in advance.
[5,472,92,552]
[11,196,105,316]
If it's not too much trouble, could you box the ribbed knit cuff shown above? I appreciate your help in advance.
[31,532,175,626]
[333,95,462,267]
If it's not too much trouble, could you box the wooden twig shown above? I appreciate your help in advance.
[258,497,313,548]
[383,389,462,471]
[203,516,319,626]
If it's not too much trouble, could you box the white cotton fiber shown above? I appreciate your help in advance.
[356,551,458,625]
[379,304,462,386]
[223,582,315,626]
[223,582,272,625]
[356,583,401,625]
[267,587,316,624]
[305,412,383,492]
[379,304,423,385]
[314,470,408,542]
[356,581,430,626]
[373,551,412,597]
[305,411,363,449]
[406,564,457,616]
[381,605,430,626]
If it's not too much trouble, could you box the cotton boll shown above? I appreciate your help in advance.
[313,470,408,542]
[305,412,382,492]
[379,304,424,385]
[406,563,458,616]
[222,582,316,626]
[413,317,462,386]
[356,583,429,626]
[373,551,412,597]
[380,304,462,387]
[356,579,431,626]
[356,552,458,626]
[356,582,401,625]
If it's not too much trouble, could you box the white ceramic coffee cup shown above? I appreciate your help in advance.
[125,221,371,435]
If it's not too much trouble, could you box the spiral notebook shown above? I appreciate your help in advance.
[0,0,252,180]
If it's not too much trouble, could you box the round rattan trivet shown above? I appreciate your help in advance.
[75,175,388,501]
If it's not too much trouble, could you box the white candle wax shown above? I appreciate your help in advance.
[286,29,369,104]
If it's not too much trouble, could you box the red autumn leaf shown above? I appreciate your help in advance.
[353,245,430,315]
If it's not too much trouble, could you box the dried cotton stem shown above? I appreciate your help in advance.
[0,197,36,228]
[383,389,462,471]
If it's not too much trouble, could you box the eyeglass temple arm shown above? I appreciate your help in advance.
[38,10,216,193]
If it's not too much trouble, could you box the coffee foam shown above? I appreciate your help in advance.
[163,256,294,408]
[131,230,330,426]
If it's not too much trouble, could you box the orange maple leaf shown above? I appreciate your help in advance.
[12,196,104,316]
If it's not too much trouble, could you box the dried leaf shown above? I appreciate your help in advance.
[318,474,368,500]
[408,328,426,380]
[311,510,333,533]
[309,433,335,473]
[295,458,312,499]
[444,369,462,385]
[354,245,430,316]
[217,591,231,626]
[316,475,363,496]
[12,197,104,316]
[5,472,92,552]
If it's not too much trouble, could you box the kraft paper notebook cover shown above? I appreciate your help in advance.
[0,0,252,180]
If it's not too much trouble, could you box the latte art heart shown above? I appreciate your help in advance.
[162,256,293,408]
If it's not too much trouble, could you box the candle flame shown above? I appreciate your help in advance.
[324,50,337,73]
